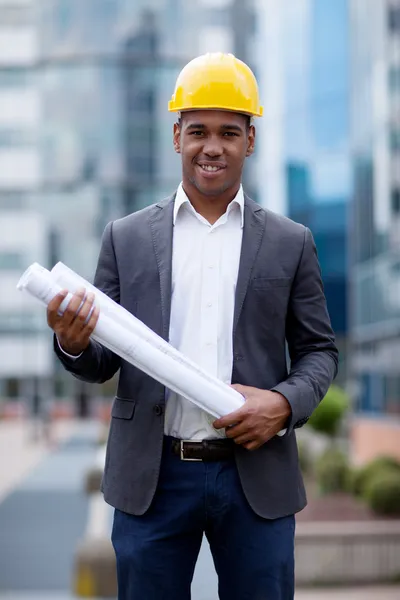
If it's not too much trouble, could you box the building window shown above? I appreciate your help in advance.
[0,68,30,88]
[0,6,33,26]
[0,313,43,334]
[392,188,400,214]
[0,129,34,148]
[0,193,26,210]
[389,66,400,92]
[390,127,400,152]
[389,6,400,32]
[0,252,23,270]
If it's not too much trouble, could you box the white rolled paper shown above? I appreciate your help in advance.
[17,263,286,435]
[50,261,235,400]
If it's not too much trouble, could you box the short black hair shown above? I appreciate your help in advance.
[177,113,252,130]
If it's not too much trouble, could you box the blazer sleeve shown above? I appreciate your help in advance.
[54,221,121,384]
[271,227,339,435]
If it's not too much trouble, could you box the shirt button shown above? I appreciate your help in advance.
[208,265,214,269]
[207,302,212,307]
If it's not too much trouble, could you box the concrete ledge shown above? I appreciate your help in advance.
[72,521,400,595]
[295,521,400,586]
[73,538,117,598]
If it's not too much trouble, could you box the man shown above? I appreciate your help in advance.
[48,53,338,600]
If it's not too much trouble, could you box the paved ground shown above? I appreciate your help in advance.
[295,588,400,599]
[1,586,400,599]
[0,419,399,600]
[0,419,78,504]
[0,419,100,594]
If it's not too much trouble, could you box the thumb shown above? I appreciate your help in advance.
[230,383,247,398]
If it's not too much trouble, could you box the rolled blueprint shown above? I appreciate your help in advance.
[50,262,235,399]
[17,263,244,418]
[17,263,286,434]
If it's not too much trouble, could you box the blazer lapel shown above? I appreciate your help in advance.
[148,194,175,340]
[233,195,266,336]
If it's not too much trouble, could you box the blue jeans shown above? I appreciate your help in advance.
[111,437,295,600]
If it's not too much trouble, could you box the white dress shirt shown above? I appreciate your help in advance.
[58,182,244,441]
[164,183,244,440]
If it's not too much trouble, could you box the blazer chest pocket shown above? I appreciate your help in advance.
[251,277,291,291]
[111,397,136,420]
[248,277,291,320]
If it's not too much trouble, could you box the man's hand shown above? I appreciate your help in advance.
[213,384,291,451]
[47,287,100,356]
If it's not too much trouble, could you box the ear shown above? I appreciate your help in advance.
[173,122,181,154]
[245,125,256,157]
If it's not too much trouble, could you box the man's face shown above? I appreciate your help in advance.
[173,110,255,197]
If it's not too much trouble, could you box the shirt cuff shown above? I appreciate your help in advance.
[56,336,83,360]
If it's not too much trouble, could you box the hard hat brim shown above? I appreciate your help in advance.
[168,102,263,118]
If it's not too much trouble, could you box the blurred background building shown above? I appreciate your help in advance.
[0,0,52,412]
[0,0,257,408]
[0,0,399,461]
[349,0,400,463]
[255,0,350,380]
[1,1,400,598]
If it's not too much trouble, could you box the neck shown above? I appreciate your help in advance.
[182,182,241,225]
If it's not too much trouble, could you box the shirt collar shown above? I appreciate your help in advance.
[173,182,245,227]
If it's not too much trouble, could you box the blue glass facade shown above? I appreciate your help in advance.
[350,0,400,418]
[36,0,256,277]
[36,1,187,279]
[29,0,255,397]
[284,0,350,338]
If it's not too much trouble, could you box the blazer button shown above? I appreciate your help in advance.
[154,404,164,416]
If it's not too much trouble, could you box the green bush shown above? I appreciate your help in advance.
[350,456,400,498]
[307,385,349,437]
[315,448,350,494]
[365,470,400,516]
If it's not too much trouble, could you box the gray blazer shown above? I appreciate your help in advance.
[55,193,338,519]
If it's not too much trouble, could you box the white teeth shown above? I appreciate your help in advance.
[201,165,220,172]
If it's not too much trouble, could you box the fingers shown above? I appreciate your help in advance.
[71,291,96,332]
[77,303,100,344]
[230,383,247,396]
[47,290,68,328]
[224,421,248,439]
[232,432,254,446]
[61,288,89,328]
[86,304,100,335]
[213,407,245,430]
[244,440,260,451]
[226,422,258,447]
[47,286,100,355]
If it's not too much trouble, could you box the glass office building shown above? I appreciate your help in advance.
[36,0,257,276]
[0,1,53,407]
[256,0,350,375]
[0,0,256,406]
[349,0,400,462]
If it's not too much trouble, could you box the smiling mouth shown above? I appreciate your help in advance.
[198,164,225,172]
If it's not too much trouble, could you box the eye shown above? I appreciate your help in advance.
[189,131,204,136]
[223,131,239,137]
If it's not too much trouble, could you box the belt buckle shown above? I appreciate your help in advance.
[180,440,203,462]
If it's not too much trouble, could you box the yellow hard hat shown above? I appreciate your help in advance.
[168,52,263,117]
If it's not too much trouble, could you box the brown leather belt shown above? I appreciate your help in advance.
[170,437,235,462]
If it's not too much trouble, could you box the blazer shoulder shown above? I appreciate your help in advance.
[246,195,307,239]
[109,194,175,237]
[264,208,307,237]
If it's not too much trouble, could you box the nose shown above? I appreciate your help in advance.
[203,134,223,157]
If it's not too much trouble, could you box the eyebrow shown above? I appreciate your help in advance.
[186,123,244,132]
